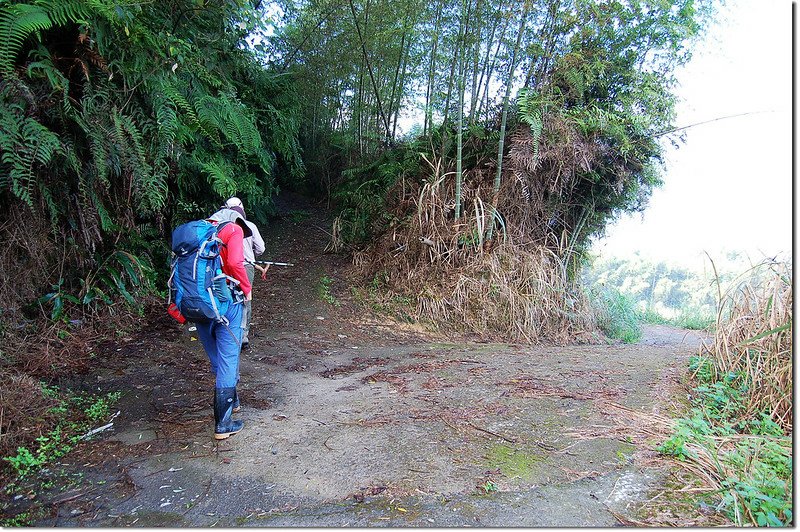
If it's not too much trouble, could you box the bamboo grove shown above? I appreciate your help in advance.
[0,0,713,341]
[273,0,713,340]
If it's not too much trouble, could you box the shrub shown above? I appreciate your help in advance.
[589,286,641,343]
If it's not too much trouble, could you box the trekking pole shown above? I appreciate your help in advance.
[248,260,295,267]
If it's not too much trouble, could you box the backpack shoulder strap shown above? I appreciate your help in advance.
[213,220,233,246]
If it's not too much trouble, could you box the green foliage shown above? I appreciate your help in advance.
[35,250,155,320]
[82,390,120,423]
[3,386,120,481]
[0,97,62,208]
[317,275,338,306]
[294,0,716,269]
[0,508,42,527]
[589,285,641,343]
[0,0,304,325]
[0,1,94,77]
[688,354,715,383]
[482,480,498,493]
[658,358,792,526]
[332,144,421,245]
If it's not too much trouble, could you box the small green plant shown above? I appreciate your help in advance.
[482,480,498,493]
[688,355,715,383]
[38,279,80,321]
[83,391,121,423]
[4,447,43,479]
[317,275,339,306]
[1,510,36,527]
[3,388,120,481]
[615,450,631,465]
[658,372,792,525]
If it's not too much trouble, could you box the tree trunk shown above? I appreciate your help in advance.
[467,0,482,125]
[478,14,509,123]
[389,12,413,141]
[441,40,460,130]
[455,0,470,220]
[472,0,503,123]
[525,0,561,90]
[357,57,365,155]
[392,23,413,139]
[487,3,528,242]
[423,0,443,137]
[348,0,392,142]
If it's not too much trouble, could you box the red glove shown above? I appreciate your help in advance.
[168,302,186,324]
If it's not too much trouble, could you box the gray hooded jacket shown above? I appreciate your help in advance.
[208,208,253,238]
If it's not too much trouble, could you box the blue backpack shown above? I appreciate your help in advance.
[168,220,234,324]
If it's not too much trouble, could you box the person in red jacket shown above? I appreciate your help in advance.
[197,208,252,439]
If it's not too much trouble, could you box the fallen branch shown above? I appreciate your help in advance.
[467,422,517,443]
[51,487,98,506]
[81,422,114,440]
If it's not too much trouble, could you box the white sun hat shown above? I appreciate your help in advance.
[224,196,243,209]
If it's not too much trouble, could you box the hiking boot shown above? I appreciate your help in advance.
[214,387,243,440]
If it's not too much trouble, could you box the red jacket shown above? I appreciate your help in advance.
[215,222,252,296]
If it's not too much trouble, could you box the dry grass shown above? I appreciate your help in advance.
[567,400,734,526]
[702,258,792,431]
[0,369,62,463]
[0,205,59,324]
[349,117,607,343]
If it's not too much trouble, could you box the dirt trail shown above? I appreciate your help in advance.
[17,194,706,526]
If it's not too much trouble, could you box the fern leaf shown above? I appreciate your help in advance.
[0,3,52,76]
[198,158,237,199]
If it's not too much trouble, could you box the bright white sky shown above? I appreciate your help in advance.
[591,0,793,266]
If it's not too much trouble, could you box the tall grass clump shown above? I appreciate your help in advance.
[343,134,601,344]
[706,259,792,428]
[658,259,792,526]
[589,286,642,343]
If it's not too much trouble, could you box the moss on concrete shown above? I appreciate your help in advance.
[486,445,545,480]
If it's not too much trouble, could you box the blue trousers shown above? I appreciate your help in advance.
[196,302,242,388]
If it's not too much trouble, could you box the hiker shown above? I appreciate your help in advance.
[223,197,265,350]
[197,207,252,439]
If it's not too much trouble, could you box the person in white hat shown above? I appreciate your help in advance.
[224,197,265,350]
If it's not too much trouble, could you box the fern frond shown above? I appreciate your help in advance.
[154,96,179,150]
[159,81,200,128]
[197,157,237,199]
[517,89,544,169]
[112,108,164,213]
[27,45,69,94]
[0,100,61,207]
[0,3,52,76]
[89,125,111,190]
[37,0,93,27]
[90,187,115,232]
